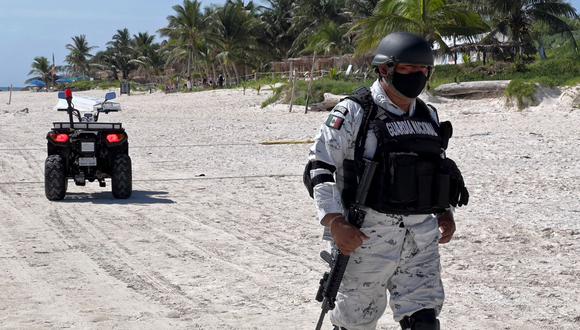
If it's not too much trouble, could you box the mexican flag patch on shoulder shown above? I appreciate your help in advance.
[325,114,344,130]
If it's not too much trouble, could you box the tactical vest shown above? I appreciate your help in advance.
[363,100,451,214]
[305,87,460,214]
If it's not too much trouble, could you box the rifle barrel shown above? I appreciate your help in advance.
[315,302,330,330]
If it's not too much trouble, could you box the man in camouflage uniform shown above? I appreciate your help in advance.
[308,32,468,330]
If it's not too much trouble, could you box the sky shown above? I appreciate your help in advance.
[0,0,227,87]
[0,0,579,87]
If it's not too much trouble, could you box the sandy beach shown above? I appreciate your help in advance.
[0,87,579,329]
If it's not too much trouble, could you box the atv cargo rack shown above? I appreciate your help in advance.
[53,122,123,130]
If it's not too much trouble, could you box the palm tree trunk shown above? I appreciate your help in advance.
[206,62,211,82]
[187,48,193,91]
[221,58,232,87]
[211,63,217,86]
[453,35,457,65]
[231,62,240,86]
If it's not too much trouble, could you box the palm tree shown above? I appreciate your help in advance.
[207,0,262,84]
[159,0,206,89]
[107,28,136,80]
[351,0,488,56]
[133,32,156,56]
[536,16,580,58]
[302,21,353,55]
[257,0,296,59]
[131,32,166,81]
[288,0,350,56]
[345,0,380,18]
[92,49,119,80]
[65,34,96,78]
[26,56,53,86]
[469,0,578,60]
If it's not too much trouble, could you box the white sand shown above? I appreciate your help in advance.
[0,87,579,329]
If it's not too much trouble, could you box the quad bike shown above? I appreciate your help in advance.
[44,88,132,200]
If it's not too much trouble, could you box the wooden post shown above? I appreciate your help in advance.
[304,52,317,114]
[288,69,297,113]
[7,84,13,105]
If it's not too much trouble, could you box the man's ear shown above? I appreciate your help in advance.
[377,64,392,78]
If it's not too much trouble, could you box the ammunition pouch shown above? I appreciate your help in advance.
[368,152,450,214]
[341,159,358,207]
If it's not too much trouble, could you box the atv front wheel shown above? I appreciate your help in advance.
[45,155,67,200]
[111,154,132,199]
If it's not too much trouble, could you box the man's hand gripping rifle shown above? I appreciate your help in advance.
[315,159,378,330]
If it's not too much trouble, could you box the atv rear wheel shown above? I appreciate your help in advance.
[112,154,132,199]
[45,155,67,200]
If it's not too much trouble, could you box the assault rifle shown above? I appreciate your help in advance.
[315,159,378,330]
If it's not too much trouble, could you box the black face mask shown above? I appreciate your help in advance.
[391,71,427,98]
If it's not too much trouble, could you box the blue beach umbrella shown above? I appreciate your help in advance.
[27,79,46,87]
[56,77,74,84]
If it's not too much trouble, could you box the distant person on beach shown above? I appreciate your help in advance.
[218,74,224,87]
[306,32,469,330]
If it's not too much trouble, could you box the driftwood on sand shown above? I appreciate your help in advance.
[308,80,512,111]
[432,80,510,99]
[308,92,348,111]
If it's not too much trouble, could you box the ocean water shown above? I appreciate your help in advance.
[0,87,25,91]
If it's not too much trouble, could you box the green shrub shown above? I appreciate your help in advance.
[505,79,537,109]
[68,80,95,91]
[261,85,285,108]
[328,68,342,80]
[280,78,374,106]
[462,54,472,65]
[244,76,286,90]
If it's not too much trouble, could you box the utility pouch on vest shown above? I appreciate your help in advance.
[342,159,358,207]
[416,160,437,209]
[388,153,419,204]
[386,153,451,213]
[434,174,450,208]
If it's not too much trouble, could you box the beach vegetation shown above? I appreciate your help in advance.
[65,35,96,79]
[130,32,166,83]
[261,84,286,108]
[159,0,206,90]
[287,0,351,56]
[351,0,489,56]
[27,0,579,94]
[467,0,578,62]
[107,29,138,80]
[429,52,580,88]
[26,57,54,87]
[505,79,538,109]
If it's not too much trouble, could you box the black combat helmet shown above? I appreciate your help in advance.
[371,32,434,67]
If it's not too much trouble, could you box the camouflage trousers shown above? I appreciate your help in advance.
[329,208,444,330]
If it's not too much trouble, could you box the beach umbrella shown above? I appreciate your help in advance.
[27,79,46,87]
[56,78,74,84]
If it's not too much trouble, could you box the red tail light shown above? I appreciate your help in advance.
[106,133,125,143]
[49,133,70,143]
[65,88,73,100]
